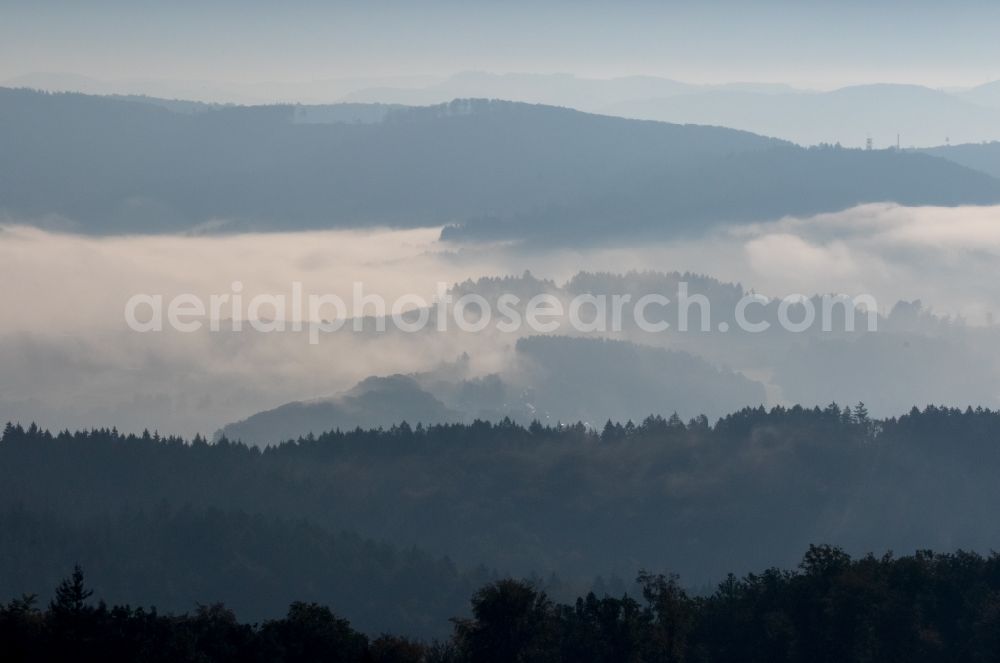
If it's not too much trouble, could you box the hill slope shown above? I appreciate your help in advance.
[3,89,999,241]
[218,336,766,446]
[606,84,1000,148]
[921,141,1000,179]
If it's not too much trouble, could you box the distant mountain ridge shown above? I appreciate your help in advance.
[8,70,1000,146]
[959,79,1000,110]
[921,141,1000,179]
[2,88,999,242]
[604,83,1000,148]
[343,73,1000,147]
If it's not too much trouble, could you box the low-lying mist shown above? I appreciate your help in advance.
[4,202,1000,438]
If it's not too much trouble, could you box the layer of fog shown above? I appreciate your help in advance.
[3,202,1000,437]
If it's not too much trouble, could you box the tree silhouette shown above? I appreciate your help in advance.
[50,565,93,616]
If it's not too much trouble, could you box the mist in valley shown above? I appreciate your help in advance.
[4,201,1000,439]
[8,5,1000,651]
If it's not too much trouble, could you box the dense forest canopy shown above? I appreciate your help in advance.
[4,404,1000,637]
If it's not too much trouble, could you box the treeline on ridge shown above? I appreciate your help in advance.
[4,88,999,240]
[4,404,1000,635]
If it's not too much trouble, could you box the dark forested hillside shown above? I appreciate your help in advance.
[441,144,1000,243]
[5,404,1000,636]
[0,507,482,637]
[3,88,999,240]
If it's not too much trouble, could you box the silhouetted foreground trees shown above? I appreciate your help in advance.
[7,544,1000,662]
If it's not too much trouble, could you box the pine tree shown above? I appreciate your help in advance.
[50,565,93,616]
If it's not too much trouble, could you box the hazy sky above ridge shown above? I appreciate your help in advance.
[2,0,1000,99]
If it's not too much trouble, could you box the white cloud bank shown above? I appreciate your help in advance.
[3,202,1000,436]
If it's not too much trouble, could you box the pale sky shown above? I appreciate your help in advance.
[2,0,1000,99]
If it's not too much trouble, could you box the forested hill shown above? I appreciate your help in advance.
[5,404,1000,636]
[921,141,1000,179]
[218,335,766,446]
[3,88,999,240]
